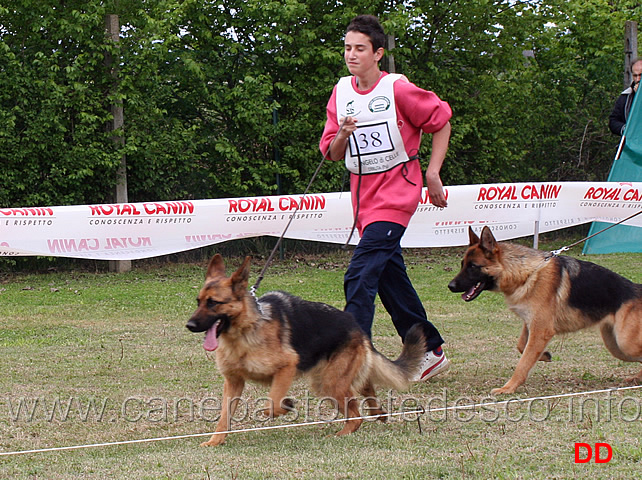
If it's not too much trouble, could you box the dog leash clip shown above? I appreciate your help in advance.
[549,246,569,257]
[249,285,265,316]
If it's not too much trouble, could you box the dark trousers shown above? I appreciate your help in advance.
[344,221,444,351]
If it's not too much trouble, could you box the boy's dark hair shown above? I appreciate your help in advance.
[346,15,386,52]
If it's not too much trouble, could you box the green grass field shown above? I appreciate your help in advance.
[1,239,641,479]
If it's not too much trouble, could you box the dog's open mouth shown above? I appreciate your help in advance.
[203,320,221,351]
[462,282,485,302]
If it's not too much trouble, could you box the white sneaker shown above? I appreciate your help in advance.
[414,348,450,382]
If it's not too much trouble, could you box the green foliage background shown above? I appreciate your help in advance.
[1,0,641,208]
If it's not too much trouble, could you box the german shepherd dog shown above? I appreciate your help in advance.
[448,226,642,395]
[186,254,426,446]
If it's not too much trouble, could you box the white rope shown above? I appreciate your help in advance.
[424,384,642,413]
[1,384,640,457]
[0,409,422,457]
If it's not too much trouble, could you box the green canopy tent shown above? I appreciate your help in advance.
[583,86,642,254]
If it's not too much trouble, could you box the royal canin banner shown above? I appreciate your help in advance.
[1,182,641,260]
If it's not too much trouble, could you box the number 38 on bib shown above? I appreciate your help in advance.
[336,74,410,174]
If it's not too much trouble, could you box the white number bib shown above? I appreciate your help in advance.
[336,74,409,174]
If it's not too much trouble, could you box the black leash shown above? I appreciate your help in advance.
[343,132,362,249]
[251,121,348,294]
[550,208,642,256]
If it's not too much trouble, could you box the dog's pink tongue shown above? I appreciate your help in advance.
[203,324,219,351]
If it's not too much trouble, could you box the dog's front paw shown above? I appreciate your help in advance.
[490,385,517,396]
[263,406,289,418]
[200,434,226,447]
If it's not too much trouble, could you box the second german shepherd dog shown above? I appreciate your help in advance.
[186,254,426,446]
[448,226,642,395]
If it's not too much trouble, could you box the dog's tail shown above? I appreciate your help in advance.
[368,324,427,391]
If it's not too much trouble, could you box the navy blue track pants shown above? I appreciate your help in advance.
[344,221,444,350]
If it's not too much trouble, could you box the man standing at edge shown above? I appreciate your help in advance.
[609,59,642,136]
[319,14,452,381]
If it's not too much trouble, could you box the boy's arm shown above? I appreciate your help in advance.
[425,121,451,208]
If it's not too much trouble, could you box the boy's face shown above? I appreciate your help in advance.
[344,31,383,78]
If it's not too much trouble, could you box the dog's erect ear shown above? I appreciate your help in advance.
[479,226,499,255]
[468,226,480,246]
[230,256,251,296]
[206,254,226,279]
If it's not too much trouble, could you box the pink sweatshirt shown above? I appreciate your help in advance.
[319,72,452,234]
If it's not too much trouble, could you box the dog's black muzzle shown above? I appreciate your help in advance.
[447,278,463,293]
[185,317,204,332]
[186,313,228,334]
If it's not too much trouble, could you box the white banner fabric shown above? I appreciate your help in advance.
[1,182,641,260]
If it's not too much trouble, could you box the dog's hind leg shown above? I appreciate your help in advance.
[321,337,366,436]
[600,322,640,362]
[600,321,642,383]
[202,376,245,447]
[492,321,556,395]
[360,381,388,422]
[517,323,552,362]
[335,392,363,436]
